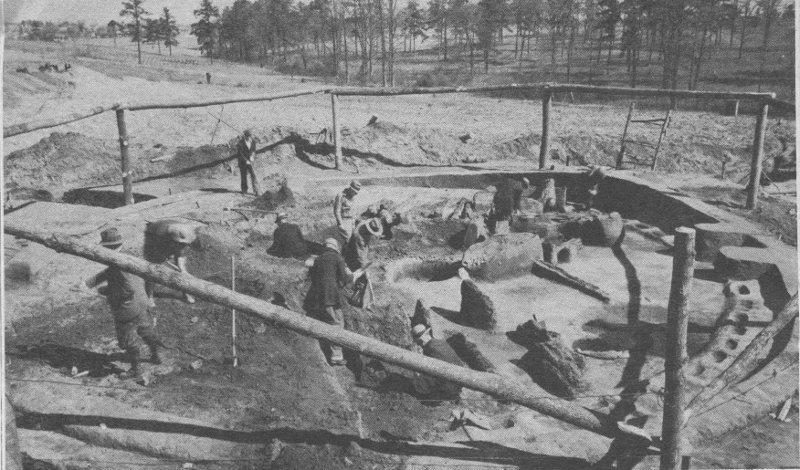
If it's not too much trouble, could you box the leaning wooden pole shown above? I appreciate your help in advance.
[115,109,134,206]
[5,224,615,438]
[331,93,343,170]
[686,293,798,415]
[661,227,696,470]
[746,101,769,210]
[539,87,553,169]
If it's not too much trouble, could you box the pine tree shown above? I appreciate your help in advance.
[192,0,220,63]
[161,7,179,56]
[120,0,149,64]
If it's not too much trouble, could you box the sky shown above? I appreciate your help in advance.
[4,0,239,26]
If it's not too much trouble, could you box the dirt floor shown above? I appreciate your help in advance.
[3,41,798,469]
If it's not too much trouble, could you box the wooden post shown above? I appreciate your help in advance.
[539,88,552,169]
[746,101,769,210]
[331,93,343,170]
[5,223,616,438]
[661,227,696,470]
[616,102,635,169]
[231,256,238,367]
[652,107,671,170]
[115,109,134,205]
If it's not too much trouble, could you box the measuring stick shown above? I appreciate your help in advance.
[231,256,238,367]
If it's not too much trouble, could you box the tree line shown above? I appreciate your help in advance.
[184,0,791,88]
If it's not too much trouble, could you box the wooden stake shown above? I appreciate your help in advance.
[617,102,635,169]
[115,109,134,206]
[746,101,769,210]
[231,255,238,367]
[661,227,696,470]
[652,108,671,170]
[5,223,615,438]
[331,93,343,170]
[539,88,552,169]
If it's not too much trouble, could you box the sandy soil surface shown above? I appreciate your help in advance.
[3,41,798,469]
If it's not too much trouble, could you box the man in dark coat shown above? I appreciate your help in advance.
[236,129,261,196]
[267,212,308,259]
[85,228,162,378]
[492,177,530,222]
[410,324,465,401]
[303,238,364,365]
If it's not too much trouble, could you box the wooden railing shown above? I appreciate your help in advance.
[3,83,780,209]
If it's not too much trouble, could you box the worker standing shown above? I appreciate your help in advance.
[236,129,261,196]
[333,180,361,242]
[143,219,197,307]
[303,238,364,365]
[267,212,308,259]
[84,228,162,379]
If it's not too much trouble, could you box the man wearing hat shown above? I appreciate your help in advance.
[342,217,382,308]
[85,228,162,378]
[267,212,308,259]
[143,219,197,307]
[303,238,364,365]
[236,129,261,196]
[492,176,530,224]
[410,324,465,401]
[333,180,361,242]
[586,166,608,210]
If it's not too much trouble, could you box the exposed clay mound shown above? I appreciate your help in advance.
[4,132,120,196]
[343,121,539,166]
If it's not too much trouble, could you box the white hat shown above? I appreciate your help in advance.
[324,238,339,250]
[412,324,431,339]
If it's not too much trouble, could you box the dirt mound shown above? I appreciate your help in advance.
[341,121,535,166]
[4,132,120,196]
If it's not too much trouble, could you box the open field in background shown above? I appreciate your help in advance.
[2,18,798,469]
[5,16,795,100]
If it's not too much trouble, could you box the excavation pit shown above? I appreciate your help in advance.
[5,168,798,467]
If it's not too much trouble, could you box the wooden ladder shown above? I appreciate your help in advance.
[615,102,671,170]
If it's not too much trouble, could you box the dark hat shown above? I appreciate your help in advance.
[243,129,252,136]
[100,227,123,247]
[275,212,288,223]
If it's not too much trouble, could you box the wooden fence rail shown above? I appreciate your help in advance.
[3,105,119,138]
[2,82,780,210]
[4,223,616,439]
[124,88,330,111]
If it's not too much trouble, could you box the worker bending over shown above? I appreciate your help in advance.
[410,324,465,402]
[143,219,197,307]
[267,212,308,259]
[303,238,364,365]
[492,177,530,224]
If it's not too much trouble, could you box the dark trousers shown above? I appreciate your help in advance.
[239,162,260,195]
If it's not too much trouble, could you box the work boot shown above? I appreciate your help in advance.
[125,350,141,378]
[148,344,163,365]
[330,346,345,366]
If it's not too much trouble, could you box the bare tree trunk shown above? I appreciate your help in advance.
[379,0,387,86]
[388,0,395,86]
[738,0,750,58]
